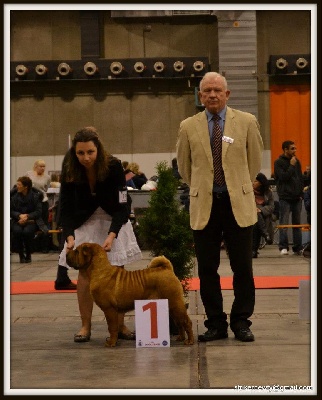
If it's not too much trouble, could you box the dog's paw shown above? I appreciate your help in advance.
[105,338,117,347]
[175,334,186,342]
[184,338,195,345]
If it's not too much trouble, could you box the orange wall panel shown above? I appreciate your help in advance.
[270,84,311,174]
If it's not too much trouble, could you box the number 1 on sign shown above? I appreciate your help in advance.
[142,301,158,338]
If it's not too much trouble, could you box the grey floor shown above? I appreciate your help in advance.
[7,244,316,395]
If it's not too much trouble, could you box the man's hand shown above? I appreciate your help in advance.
[290,156,297,166]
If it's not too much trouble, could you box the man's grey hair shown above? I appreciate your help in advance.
[199,72,228,91]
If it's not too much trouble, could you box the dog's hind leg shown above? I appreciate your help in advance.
[103,309,119,347]
[183,316,194,345]
[170,306,194,345]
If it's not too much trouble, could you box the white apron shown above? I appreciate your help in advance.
[58,207,142,267]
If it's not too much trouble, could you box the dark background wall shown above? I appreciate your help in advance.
[9,9,311,184]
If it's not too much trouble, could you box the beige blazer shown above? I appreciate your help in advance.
[176,107,263,229]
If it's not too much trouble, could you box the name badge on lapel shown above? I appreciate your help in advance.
[222,136,234,144]
[119,187,128,204]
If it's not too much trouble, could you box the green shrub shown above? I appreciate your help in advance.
[137,161,195,294]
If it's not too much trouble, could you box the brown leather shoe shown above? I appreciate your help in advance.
[55,282,77,290]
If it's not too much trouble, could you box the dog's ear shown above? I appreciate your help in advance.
[82,244,92,256]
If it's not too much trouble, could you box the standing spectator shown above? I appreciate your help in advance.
[252,172,274,258]
[302,165,311,188]
[55,127,142,343]
[127,162,148,189]
[274,140,304,255]
[26,159,51,252]
[303,172,311,224]
[302,176,311,257]
[10,176,42,263]
[176,72,263,342]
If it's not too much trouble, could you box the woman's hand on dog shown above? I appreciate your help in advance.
[102,232,116,252]
[66,236,75,252]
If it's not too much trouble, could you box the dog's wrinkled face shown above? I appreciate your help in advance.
[66,243,94,270]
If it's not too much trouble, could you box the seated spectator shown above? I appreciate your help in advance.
[252,172,275,258]
[122,160,129,171]
[124,169,137,189]
[10,176,42,263]
[120,160,136,189]
[128,162,148,189]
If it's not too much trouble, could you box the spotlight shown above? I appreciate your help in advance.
[57,62,72,76]
[35,64,48,76]
[296,57,308,69]
[276,58,288,70]
[110,61,124,75]
[84,62,98,76]
[173,61,185,73]
[15,64,28,76]
[134,61,145,74]
[153,61,165,73]
[193,61,205,73]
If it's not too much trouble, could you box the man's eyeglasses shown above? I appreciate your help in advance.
[290,147,296,150]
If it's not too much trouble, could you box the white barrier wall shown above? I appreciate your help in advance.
[10,150,273,188]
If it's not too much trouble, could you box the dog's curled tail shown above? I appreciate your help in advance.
[148,256,174,271]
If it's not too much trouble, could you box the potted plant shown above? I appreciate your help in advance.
[137,160,195,298]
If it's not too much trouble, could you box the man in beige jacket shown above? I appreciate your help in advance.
[176,72,263,342]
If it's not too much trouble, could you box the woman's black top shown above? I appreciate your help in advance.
[59,156,129,239]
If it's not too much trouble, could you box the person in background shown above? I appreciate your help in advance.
[121,162,136,189]
[56,127,142,343]
[303,165,311,188]
[171,157,182,181]
[302,172,311,257]
[49,173,61,189]
[303,169,311,225]
[127,162,148,189]
[10,176,42,263]
[26,159,51,252]
[274,140,304,255]
[177,71,263,343]
[252,172,274,258]
[121,160,129,170]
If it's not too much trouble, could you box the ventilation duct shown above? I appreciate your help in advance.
[84,62,99,76]
[296,57,308,69]
[193,61,205,73]
[134,61,145,73]
[110,61,124,75]
[268,54,311,75]
[173,61,185,73]
[153,61,165,73]
[57,63,72,76]
[276,58,288,70]
[15,64,28,76]
[35,64,48,76]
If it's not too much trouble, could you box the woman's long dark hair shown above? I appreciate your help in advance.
[62,127,109,183]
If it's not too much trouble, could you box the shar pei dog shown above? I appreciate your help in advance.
[66,242,194,347]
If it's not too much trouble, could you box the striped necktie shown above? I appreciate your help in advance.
[212,114,225,186]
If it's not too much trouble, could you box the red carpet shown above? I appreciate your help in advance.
[10,276,310,295]
[187,276,310,291]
